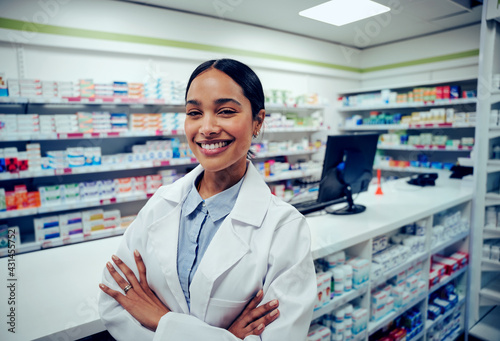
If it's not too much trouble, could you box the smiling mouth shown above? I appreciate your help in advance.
[197,140,232,150]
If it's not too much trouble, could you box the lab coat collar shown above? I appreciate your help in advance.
[159,162,271,228]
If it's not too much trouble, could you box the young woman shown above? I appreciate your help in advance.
[98,59,316,340]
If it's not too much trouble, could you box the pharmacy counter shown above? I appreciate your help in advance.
[0,176,473,341]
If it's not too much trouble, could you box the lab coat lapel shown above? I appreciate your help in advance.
[190,163,271,320]
[190,218,250,320]
[147,203,189,314]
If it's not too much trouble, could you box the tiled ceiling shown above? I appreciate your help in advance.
[117,0,483,49]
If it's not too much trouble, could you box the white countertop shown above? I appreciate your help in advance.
[0,176,473,341]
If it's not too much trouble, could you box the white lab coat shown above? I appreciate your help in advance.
[98,162,317,341]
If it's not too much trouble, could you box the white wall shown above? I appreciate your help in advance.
[358,24,481,90]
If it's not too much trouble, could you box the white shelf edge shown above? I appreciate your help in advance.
[425,296,465,331]
[371,252,428,289]
[483,227,500,238]
[429,266,468,294]
[479,278,500,306]
[368,292,427,335]
[482,259,500,271]
[0,158,199,182]
[377,144,473,152]
[311,283,369,320]
[263,169,321,183]
[0,194,149,219]
[430,230,470,255]
[338,98,477,112]
[374,165,452,174]
[341,123,475,131]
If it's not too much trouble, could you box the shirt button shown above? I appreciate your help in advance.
[202,201,206,207]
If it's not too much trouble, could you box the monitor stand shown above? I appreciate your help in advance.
[325,184,366,215]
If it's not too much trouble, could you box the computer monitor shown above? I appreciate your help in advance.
[317,132,380,215]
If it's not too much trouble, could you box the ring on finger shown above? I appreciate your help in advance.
[123,284,133,293]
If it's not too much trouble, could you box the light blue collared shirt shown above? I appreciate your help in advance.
[177,172,244,309]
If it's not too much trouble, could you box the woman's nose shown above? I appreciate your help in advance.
[200,114,220,136]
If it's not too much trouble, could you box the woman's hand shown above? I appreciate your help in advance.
[227,289,280,339]
[99,250,170,331]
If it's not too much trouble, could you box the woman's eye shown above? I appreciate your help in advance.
[187,111,201,117]
[219,110,236,115]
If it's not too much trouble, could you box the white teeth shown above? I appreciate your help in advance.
[201,141,228,150]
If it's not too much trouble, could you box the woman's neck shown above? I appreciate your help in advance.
[197,161,248,199]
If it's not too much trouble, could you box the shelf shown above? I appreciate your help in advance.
[38,227,126,251]
[479,277,500,306]
[0,127,323,142]
[430,230,469,255]
[0,193,150,219]
[377,144,473,152]
[485,192,500,206]
[374,165,452,174]
[483,227,500,239]
[339,98,477,112]
[491,90,500,105]
[0,158,198,182]
[312,283,369,320]
[0,130,185,141]
[351,330,367,341]
[487,159,500,173]
[263,169,321,182]
[0,241,41,257]
[341,122,475,131]
[265,103,324,111]
[368,292,427,335]
[371,252,429,289]
[0,96,184,105]
[252,148,322,159]
[469,306,500,341]
[425,296,465,331]
[429,266,468,294]
[482,259,500,271]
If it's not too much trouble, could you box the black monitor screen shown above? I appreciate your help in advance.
[317,132,380,214]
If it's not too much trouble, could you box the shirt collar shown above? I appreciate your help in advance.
[182,172,245,222]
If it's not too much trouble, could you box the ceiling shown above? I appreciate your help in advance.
[117,0,483,49]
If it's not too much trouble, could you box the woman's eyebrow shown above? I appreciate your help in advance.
[186,99,201,106]
[214,98,242,107]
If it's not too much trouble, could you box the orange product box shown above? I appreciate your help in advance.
[5,191,16,210]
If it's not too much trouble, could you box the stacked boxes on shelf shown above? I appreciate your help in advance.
[34,209,137,242]
[129,113,185,132]
[308,303,368,341]
[371,308,424,341]
[314,251,370,310]
[340,84,476,108]
[345,108,476,128]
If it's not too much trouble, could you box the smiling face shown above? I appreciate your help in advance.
[185,68,263,177]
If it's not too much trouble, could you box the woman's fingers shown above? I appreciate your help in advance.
[134,250,165,306]
[134,250,150,289]
[111,255,142,291]
[235,289,263,323]
[246,307,280,335]
[106,261,131,292]
[99,283,126,304]
[244,299,279,325]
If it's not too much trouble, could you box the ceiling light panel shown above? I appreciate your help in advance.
[299,0,391,26]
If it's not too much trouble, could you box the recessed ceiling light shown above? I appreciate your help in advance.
[299,0,391,26]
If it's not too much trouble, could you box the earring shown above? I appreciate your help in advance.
[253,131,260,138]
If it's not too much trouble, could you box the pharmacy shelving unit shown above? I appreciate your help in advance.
[307,176,473,341]
[0,171,473,341]
[0,97,325,256]
[469,3,500,339]
[338,85,477,177]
